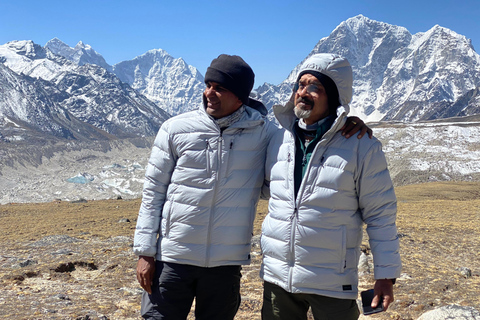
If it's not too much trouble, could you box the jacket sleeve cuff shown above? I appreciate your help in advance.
[133,246,157,257]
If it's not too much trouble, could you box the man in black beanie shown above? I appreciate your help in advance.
[205,54,254,105]
[134,54,276,320]
[134,54,370,320]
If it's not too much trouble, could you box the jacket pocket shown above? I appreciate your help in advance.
[284,152,292,190]
[163,188,178,238]
[163,202,172,238]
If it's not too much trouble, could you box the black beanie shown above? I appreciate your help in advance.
[298,70,340,113]
[204,54,255,105]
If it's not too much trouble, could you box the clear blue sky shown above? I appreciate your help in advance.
[1,0,479,87]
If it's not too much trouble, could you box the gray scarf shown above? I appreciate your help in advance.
[215,105,245,129]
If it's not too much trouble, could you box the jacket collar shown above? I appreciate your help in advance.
[198,102,265,130]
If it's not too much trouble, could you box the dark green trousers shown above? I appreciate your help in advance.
[262,281,360,320]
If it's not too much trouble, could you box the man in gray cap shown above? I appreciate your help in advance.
[260,53,401,319]
[134,54,369,320]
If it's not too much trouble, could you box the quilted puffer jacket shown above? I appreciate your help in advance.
[261,107,401,299]
[261,53,401,300]
[261,104,401,299]
[134,103,277,267]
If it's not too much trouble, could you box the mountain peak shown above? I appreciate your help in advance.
[45,39,111,71]
[44,38,70,55]
[4,40,46,59]
[75,41,89,50]
[143,48,170,59]
[348,14,368,22]
[343,14,375,27]
[112,48,204,116]
[256,15,480,123]
[427,24,463,39]
[413,24,474,52]
[341,14,408,35]
[46,37,67,46]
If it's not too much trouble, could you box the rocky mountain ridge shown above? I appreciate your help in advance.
[2,15,480,143]
[112,49,205,116]
[45,37,113,72]
[256,15,480,123]
[0,40,170,140]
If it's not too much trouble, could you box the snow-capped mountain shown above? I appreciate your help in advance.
[2,15,480,204]
[113,49,205,116]
[39,38,205,116]
[0,62,113,141]
[1,39,205,121]
[46,63,170,138]
[0,40,77,81]
[256,15,480,123]
[0,40,170,140]
[45,37,112,72]
[3,14,479,133]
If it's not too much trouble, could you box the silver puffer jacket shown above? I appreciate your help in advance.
[261,103,402,300]
[134,103,277,267]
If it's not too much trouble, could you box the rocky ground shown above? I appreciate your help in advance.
[1,181,480,319]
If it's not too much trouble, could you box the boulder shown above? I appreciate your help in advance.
[417,305,480,320]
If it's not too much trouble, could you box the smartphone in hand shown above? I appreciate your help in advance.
[361,289,384,315]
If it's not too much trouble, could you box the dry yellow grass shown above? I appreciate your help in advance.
[0,199,140,243]
[0,181,479,319]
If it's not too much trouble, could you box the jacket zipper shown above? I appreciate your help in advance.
[205,133,223,266]
[301,153,307,167]
[222,128,243,177]
[204,127,244,266]
[287,130,328,290]
[287,131,298,291]
[205,140,210,172]
[340,225,347,273]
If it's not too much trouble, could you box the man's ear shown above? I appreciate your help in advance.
[236,97,243,107]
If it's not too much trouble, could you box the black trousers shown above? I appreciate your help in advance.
[141,261,242,320]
